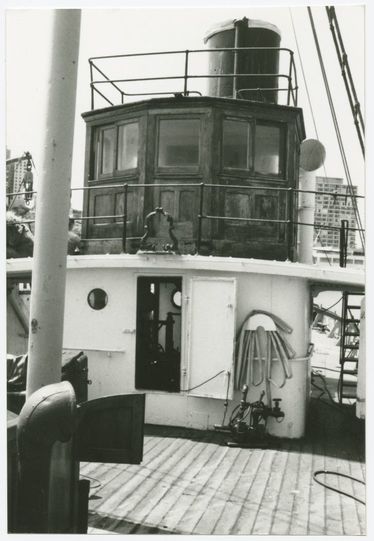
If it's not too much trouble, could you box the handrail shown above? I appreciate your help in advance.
[6,182,365,264]
[88,47,298,109]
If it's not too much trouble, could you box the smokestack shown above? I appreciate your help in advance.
[204,17,281,102]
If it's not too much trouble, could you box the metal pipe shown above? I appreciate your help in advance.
[184,50,189,96]
[339,219,349,267]
[122,183,128,253]
[196,183,204,254]
[26,10,81,398]
[297,169,317,264]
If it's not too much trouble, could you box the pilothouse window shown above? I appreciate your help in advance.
[101,127,115,174]
[254,123,284,176]
[158,119,200,167]
[223,119,252,169]
[118,122,139,170]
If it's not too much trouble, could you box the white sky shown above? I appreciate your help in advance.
[4,1,366,213]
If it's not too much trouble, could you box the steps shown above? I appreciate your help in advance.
[338,292,364,404]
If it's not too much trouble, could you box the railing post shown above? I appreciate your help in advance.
[196,183,204,254]
[122,183,128,253]
[184,50,189,96]
[286,187,294,261]
[339,219,349,267]
[287,52,293,105]
[89,61,94,110]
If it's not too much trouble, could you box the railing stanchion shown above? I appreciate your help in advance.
[89,61,94,110]
[184,50,189,96]
[287,52,293,105]
[122,183,128,253]
[339,219,349,267]
[287,187,294,261]
[196,183,204,254]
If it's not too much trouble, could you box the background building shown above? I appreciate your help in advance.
[6,154,29,194]
[314,176,357,252]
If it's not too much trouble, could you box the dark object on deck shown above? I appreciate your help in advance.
[7,351,89,413]
[75,393,145,464]
[16,381,78,533]
[9,381,145,533]
[215,385,284,447]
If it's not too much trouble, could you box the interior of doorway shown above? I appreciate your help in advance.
[135,276,182,392]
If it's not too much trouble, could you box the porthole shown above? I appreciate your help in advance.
[171,288,182,309]
[87,288,108,310]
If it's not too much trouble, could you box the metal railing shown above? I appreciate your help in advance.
[88,47,298,109]
[6,182,364,266]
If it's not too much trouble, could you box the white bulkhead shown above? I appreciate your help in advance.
[62,254,316,438]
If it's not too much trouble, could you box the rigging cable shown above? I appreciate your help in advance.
[307,7,365,251]
[325,6,365,156]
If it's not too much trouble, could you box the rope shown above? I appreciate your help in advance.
[307,7,365,250]
[180,369,226,392]
[313,470,365,505]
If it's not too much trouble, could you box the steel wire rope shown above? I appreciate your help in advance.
[289,9,333,266]
[307,7,365,250]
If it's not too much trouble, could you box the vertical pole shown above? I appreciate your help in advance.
[122,183,128,253]
[196,183,204,254]
[339,219,348,267]
[287,187,294,261]
[26,10,81,398]
[89,61,94,110]
[297,169,316,264]
[184,50,189,96]
[287,52,293,105]
[233,22,240,99]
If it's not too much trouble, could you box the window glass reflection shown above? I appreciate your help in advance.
[255,124,282,176]
[223,119,252,169]
[158,119,200,167]
[118,122,139,170]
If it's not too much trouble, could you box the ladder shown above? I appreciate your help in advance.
[338,291,363,404]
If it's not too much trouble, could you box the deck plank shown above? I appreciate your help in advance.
[251,444,289,535]
[232,448,276,534]
[173,443,232,533]
[114,437,196,527]
[189,446,242,534]
[158,439,223,532]
[212,448,264,534]
[289,440,313,535]
[144,433,213,530]
[86,397,365,537]
[307,440,326,535]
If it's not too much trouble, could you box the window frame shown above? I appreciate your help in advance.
[154,114,204,175]
[253,120,287,179]
[96,117,141,180]
[221,115,255,174]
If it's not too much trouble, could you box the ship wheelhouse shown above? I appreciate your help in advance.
[82,96,304,261]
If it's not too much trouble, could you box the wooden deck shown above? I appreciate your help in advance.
[82,397,365,535]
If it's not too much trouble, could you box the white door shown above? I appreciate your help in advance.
[186,277,236,399]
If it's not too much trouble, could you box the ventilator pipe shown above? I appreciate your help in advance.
[297,139,326,264]
[27,10,81,397]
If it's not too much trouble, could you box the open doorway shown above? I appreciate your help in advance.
[135,277,182,392]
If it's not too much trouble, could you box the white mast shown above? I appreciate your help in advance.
[26,10,81,397]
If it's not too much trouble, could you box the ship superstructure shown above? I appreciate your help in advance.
[7,17,365,436]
